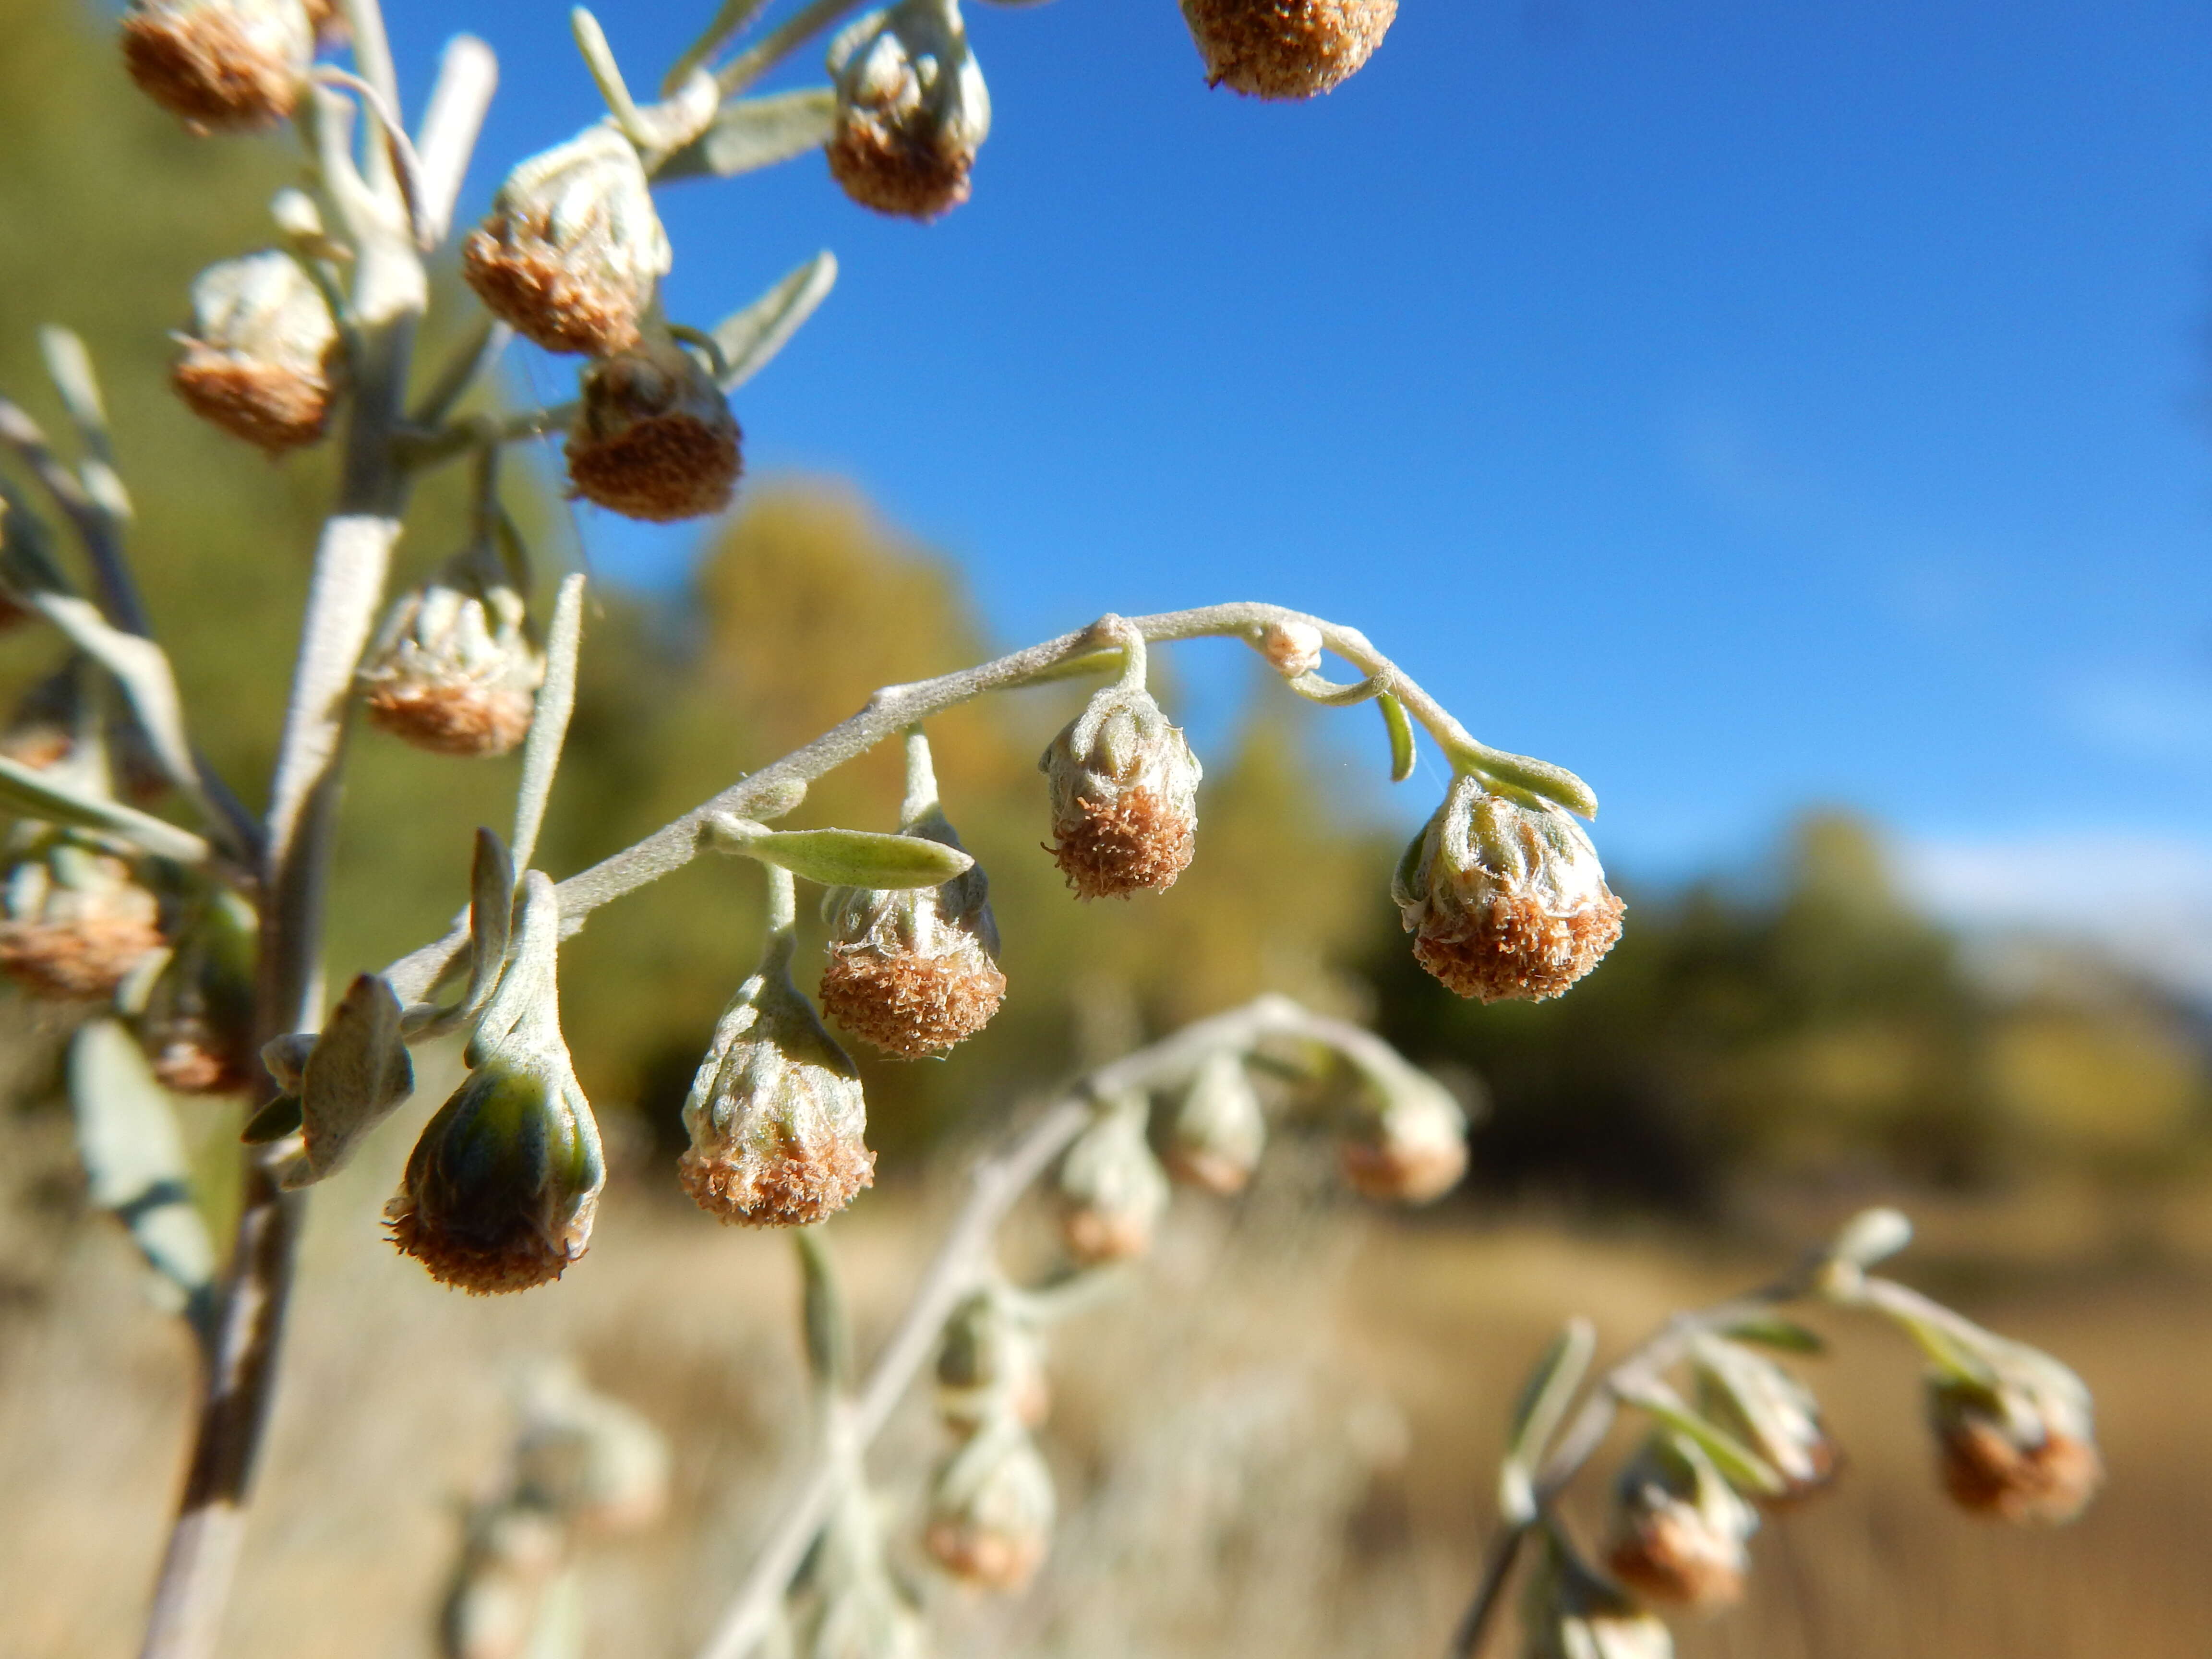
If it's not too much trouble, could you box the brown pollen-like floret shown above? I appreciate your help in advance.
[827,114,974,221]
[820,943,1005,1058]
[121,6,301,130]
[1061,1205,1154,1265]
[1337,1135,1466,1205]
[1412,889,1626,1003]
[925,1520,1045,1591]
[385,1202,576,1296]
[1938,1419,2102,1525]
[148,1028,254,1096]
[364,678,536,758]
[1606,1511,1747,1609]
[678,1139,876,1228]
[1180,0,1397,100]
[462,216,646,358]
[0,909,165,1001]
[171,347,334,453]
[1048,786,1194,900]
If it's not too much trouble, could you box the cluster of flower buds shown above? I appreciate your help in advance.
[819,762,1005,1058]
[824,0,992,221]
[1041,641,1203,900]
[923,1413,1057,1591]
[1604,1433,1761,1610]
[134,886,258,1095]
[358,537,545,758]
[1180,0,1397,101]
[1334,1048,1469,1203]
[0,827,166,1002]
[679,927,875,1227]
[120,0,320,132]
[1056,1090,1171,1264]
[935,1283,1051,1433]
[565,333,743,523]
[1393,772,1626,1003]
[1165,1046,1268,1195]
[387,877,607,1294]
[464,126,672,359]
[170,250,341,453]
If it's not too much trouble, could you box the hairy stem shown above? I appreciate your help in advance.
[695,995,1381,1659]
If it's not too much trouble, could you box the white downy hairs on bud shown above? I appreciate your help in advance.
[1058,1090,1170,1264]
[464,125,671,357]
[1522,1532,1675,1659]
[359,536,545,758]
[936,1284,1050,1432]
[1394,771,1625,1003]
[1337,1053,1468,1204]
[1605,1432,1760,1610]
[511,1364,670,1535]
[0,828,165,1001]
[1925,1333,2102,1526]
[1041,628,1202,899]
[1690,1336,1837,1503]
[170,250,338,453]
[1167,1046,1267,1195]
[820,734,1005,1057]
[1180,0,1396,102]
[679,903,874,1227]
[924,1416,1055,1591]
[566,332,743,523]
[386,875,607,1295]
[826,0,991,221]
[120,0,316,132]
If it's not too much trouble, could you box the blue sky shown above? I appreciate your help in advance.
[379,0,2212,968]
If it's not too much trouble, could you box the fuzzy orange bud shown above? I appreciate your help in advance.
[565,336,742,523]
[120,0,314,132]
[1180,0,1396,101]
[1041,676,1202,900]
[170,251,339,453]
[825,0,992,221]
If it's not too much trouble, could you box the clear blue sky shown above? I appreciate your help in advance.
[382,0,2212,965]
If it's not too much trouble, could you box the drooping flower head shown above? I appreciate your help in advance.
[120,0,315,131]
[1604,1433,1760,1610]
[1057,1091,1170,1263]
[825,0,991,220]
[1926,1338,2102,1526]
[1690,1336,1839,1506]
[1041,631,1202,900]
[1336,1049,1469,1204]
[936,1285,1051,1433]
[1393,772,1625,1003]
[923,1417,1056,1591]
[565,333,743,523]
[0,828,165,1001]
[1179,0,1397,101]
[359,534,544,758]
[137,886,257,1095]
[1166,1046,1267,1195]
[170,250,340,453]
[1521,1532,1675,1659]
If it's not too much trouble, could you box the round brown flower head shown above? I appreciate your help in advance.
[1692,1336,1839,1508]
[1929,1365,2102,1526]
[820,808,1004,1057]
[1040,675,1203,900]
[566,335,742,523]
[1057,1095,1169,1264]
[120,0,315,131]
[170,250,340,453]
[462,126,670,357]
[1337,1058,1467,1204]
[1166,1047,1266,1195]
[0,832,165,1001]
[359,543,544,758]
[1605,1436,1758,1610]
[386,1055,606,1295]
[824,0,992,221]
[1394,774,1625,1003]
[936,1288,1051,1433]
[680,939,875,1226]
[924,1422,1055,1592]
[1180,0,1396,100]
[138,889,257,1096]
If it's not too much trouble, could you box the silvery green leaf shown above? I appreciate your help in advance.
[797,1227,853,1394]
[712,816,973,889]
[709,251,837,392]
[1625,1386,1785,1498]
[509,575,586,874]
[289,974,415,1187]
[1499,1317,1596,1523]
[69,1019,216,1332]
[1456,741,1600,818]
[656,89,839,183]
[240,1093,304,1144]
[1827,1206,1912,1270]
[0,752,211,865]
[1378,691,1416,783]
[1722,1314,1825,1354]
[467,827,517,1004]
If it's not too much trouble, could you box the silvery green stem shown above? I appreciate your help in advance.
[139,15,447,1649]
[694,995,1383,1659]
[715,0,870,94]
[383,606,1496,1004]
[663,0,773,93]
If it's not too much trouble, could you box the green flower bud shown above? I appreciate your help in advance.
[386,1052,605,1295]
[1605,1433,1759,1611]
[1394,773,1625,1003]
[1521,1534,1674,1659]
[1690,1336,1838,1505]
[1166,1047,1266,1195]
[679,937,874,1226]
[138,887,257,1096]
[120,0,314,132]
[1041,680,1202,900]
[826,0,991,221]
[935,1286,1050,1433]
[565,334,743,523]
[170,250,339,453]
[923,1418,1055,1591]
[0,829,165,1001]
[463,126,671,357]
[1180,0,1396,102]
[1057,1092,1169,1264]
[360,541,544,758]
[1927,1342,2101,1526]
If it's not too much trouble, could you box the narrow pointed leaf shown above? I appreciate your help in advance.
[1626,1387,1785,1497]
[1499,1317,1595,1523]
[710,251,837,391]
[1378,691,1416,783]
[291,973,415,1186]
[1456,740,1600,818]
[1721,1314,1826,1354]
[241,1093,305,1144]
[657,89,838,182]
[0,752,211,864]
[714,818,973,889]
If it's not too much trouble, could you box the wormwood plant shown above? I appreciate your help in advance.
[0,2,2102,1657]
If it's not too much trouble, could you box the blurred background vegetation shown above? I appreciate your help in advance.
[4,3,2212,1652]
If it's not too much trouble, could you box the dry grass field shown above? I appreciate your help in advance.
[2,1075,2207,1659]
